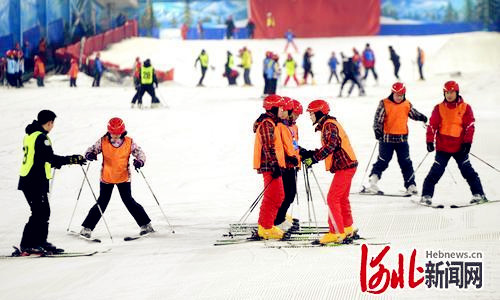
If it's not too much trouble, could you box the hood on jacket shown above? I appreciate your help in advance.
[25,120,46,135]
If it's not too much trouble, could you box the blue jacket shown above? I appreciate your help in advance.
[328,57,338,70]
[95,58,103,74]
[285,31,294,42]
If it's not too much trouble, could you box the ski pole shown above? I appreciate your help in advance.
[303,167,312,224]
[138,169,175,234]
[358,141,378,191]
[470,153,500,173]
[48,169,56,201]
[234,178,273,230]
[406,152,430,184]
[67,163,91,231]
[156,87,169,108]
[310,167,341,235]
[304,166,320,235]
[80,165,114,242]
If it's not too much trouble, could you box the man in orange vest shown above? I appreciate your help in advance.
[367,82,427,195]
[421,81,486,205]
[273,98,302,231]
[253,94,287,239]
[300,100,358,245]
[79,118,154,238]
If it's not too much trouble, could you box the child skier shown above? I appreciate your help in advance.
[300,100,358,244]
[283,53,299,86]
[80,117,154,238]
[366,82,427,194]
[33,55,45,87]
[421,81,487,205]
[253,95,286,239]
[302,47,315,85]
[328,51,339,84]
[284,29,298,53]
[362,43,378,82]
[68,58,78,87]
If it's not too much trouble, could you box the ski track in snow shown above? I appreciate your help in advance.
[0,32,499,299]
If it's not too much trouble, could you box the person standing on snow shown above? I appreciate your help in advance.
[273,98,303,231]
[136,58,160,108]
[284,29,298,53]
[283,53,299,86]
[362,43,378,82]
[338,53,365,97]
[131,57,142,105]
[239,47,252,86]
[302,47,315,85]
[33,55,45,87]
[389,46,401,79]
[366,82,427,195]
[300,100,358,245]
[92,52,103,87]
[68,58,78,87]
[224,51,238,86]
[194,49,209,87]
[328,51,339,84]
[262,51,273,96]
[79,118,154,239]
[253,95,287,239]
[421,81,487,205]
[16,110,86,255]
[417,47,425,81]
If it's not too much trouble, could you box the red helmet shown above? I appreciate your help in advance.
[263,94,284,110]
[391,82,406,95]
[282,97,294,111]
[307,100,330,114]
[107,117,126,135]
[443,80,459,92]
[291,99,303,115]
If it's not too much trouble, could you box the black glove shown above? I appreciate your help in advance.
[460,143,471,156]
[133,159,144,170]
[68,154,87,165]
[300,149,315,161]
[271,164,281,179]
[374,128,383,140]
[85,152,97,161]
[286,156,299,167]
[427,142,435,152]
[421,115,428,123]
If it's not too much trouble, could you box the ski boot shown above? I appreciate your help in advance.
[406,184,418,195]
[42,242,64,254]
[257,225,284,240]
[318,232,346,245]
[470,194,488,204]
[140,223,155,236]
[344,226,359,239]
[80,227,92,238]
[18,246,46,256]
[420,195,432,205]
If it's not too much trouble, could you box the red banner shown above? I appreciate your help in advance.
[250,0,380,38]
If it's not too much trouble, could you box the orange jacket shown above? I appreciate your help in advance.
[275,122,300,169]
[253,117,286,170]
[438,101,467,138]
[383,99,410,135]
[322,119,357,171]
[101,136,132,184]
[69,61,78,78]
[33,59,45,78]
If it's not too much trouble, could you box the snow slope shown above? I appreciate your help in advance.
[0,32,499,299]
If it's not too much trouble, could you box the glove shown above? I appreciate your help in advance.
[460,143,471,156]
[286,156,299,167]
[303,157,317,168]
[427,142,435,152]
[421,115,428,123]
[133,159,144,170]
[374,129,383,140]
[68,155,87,165]
[299,149,315,161]
[85,152,97,161]
[271,164,281,179]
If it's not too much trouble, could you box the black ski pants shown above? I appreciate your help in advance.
[370,141,416,188]
[274,168,297,225]
[20,189,50,249]
[138,84,160,104]
[198,66,207,85]
[81,182,151,230]
[422,151,484,197]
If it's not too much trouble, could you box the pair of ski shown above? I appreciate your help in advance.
[1,246,110,259]
[356,186,414,198]
[411,199,500,209]
[69,230,152,242]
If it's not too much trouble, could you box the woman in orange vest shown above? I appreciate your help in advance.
[79,118,154,238]
[300,100,358,245]
[273,98,302,231]
[68,58,78,87]
[367,82,427,195]
[421,81,486,205]
[253,94,287,239]
[33,55,45,87]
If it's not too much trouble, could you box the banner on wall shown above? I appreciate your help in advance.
[250,0,380,38]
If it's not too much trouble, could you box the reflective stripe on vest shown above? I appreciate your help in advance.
[383,99,410,135]
[200,54,209,67]
[438,102,467,138]
[101,137,132,184]
[253,119,286,169]
[322,119,357,171]
[141,66,153,84]
[20,131,52,179]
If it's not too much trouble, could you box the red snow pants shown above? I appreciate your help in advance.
[326,167,356,233]
[258,172,284,229]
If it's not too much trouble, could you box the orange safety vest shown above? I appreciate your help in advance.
[438,102,467,138]
[253,118,286,169]
[275,123,300,168]
[383,99,410,135]
[101,136,132,184]
[322,119,357,171]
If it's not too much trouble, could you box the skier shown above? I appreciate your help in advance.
[263,53,279,95]
[389,46,401,79]
[284,29,298,53]
[417,47,425,80]
[338,53,365,97]
[131,57,141,105]
[68,58,78,87]
[136,58,161,108]
[92,52,103,87]
[224,51,237,85]
[283,53,299,86]
[274,98,303,230]
[33,55,45,87]
[421,81,487,205]
[302,47,315,85]
[80,117,155,238]
[328,51,339,84]
[194,49,208,87]
[362,43,378,82]
[262,51,273,96]
[17,110,86,255]
[239,47,252,86]
[300,100,358,244]
[253,95,286,239]
[366,82,428,195]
